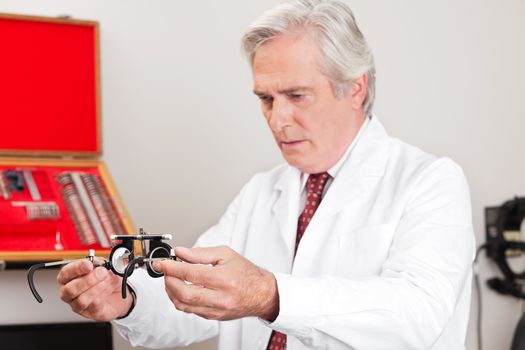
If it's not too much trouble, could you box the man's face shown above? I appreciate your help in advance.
[252,34,366,174]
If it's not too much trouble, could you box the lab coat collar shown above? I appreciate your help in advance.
[314,115,389,219]
[272,115,390,256]
[273,114,388,190]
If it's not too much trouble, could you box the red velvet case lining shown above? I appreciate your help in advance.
[0,17,98,153]
[0,165,120,252]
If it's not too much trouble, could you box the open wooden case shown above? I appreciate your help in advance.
[0,13,135,264]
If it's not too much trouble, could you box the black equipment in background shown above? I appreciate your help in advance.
[511,314,525,350]
[0,322,112,350]
[484,197,525,298]
[479,196,525,350]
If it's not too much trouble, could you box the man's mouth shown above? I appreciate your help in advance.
[280,140,305,149]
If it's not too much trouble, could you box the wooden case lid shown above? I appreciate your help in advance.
[0,13,101,157]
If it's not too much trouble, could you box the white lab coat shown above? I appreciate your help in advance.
[113,116,475,350]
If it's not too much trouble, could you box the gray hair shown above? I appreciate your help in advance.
[241,0,376,115]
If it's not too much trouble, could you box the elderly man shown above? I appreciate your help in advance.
[57,0,475,349]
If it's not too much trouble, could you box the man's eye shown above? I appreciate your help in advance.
[289,93,304,101]
[259,96,273,104]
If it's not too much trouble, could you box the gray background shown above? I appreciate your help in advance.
[0,1,524,349]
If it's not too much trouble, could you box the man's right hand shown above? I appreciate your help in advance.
[57,259,134,321]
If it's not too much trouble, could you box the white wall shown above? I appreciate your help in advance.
[0,1,524,349]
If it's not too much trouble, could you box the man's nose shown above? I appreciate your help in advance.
[268,98,293,132]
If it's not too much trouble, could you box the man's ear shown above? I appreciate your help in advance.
[349,73,368,110]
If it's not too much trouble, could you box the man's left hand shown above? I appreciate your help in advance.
[154,246,279,321]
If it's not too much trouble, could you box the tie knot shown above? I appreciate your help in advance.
[306,172,330,196]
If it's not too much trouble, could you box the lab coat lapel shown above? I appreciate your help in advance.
[272,166,302,258]
[314,117,390,221]
[270,117,389,256]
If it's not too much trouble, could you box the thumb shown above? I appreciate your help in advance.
[175,246,231,265]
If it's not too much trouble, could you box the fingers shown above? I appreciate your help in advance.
[175,246,233,265]
[69,272,113,315]
[70,272,129,321]
[176,304,231,321]
[60,267,110,303]
[57,259,93,285]
[156,260,215,287]
[164,276,224,317]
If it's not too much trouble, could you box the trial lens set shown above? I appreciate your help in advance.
[1,169,60,220]
[57,172,125,248]
[0,168,125,250]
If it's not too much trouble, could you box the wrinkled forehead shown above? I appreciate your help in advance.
[252,34,328,91]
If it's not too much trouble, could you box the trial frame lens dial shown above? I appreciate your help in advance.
[147,245,171,277]
[110,246,131,276]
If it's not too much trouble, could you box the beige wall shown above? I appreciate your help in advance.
[0,1,524,349]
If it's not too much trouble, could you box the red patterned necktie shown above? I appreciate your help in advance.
[267,172,330,350]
